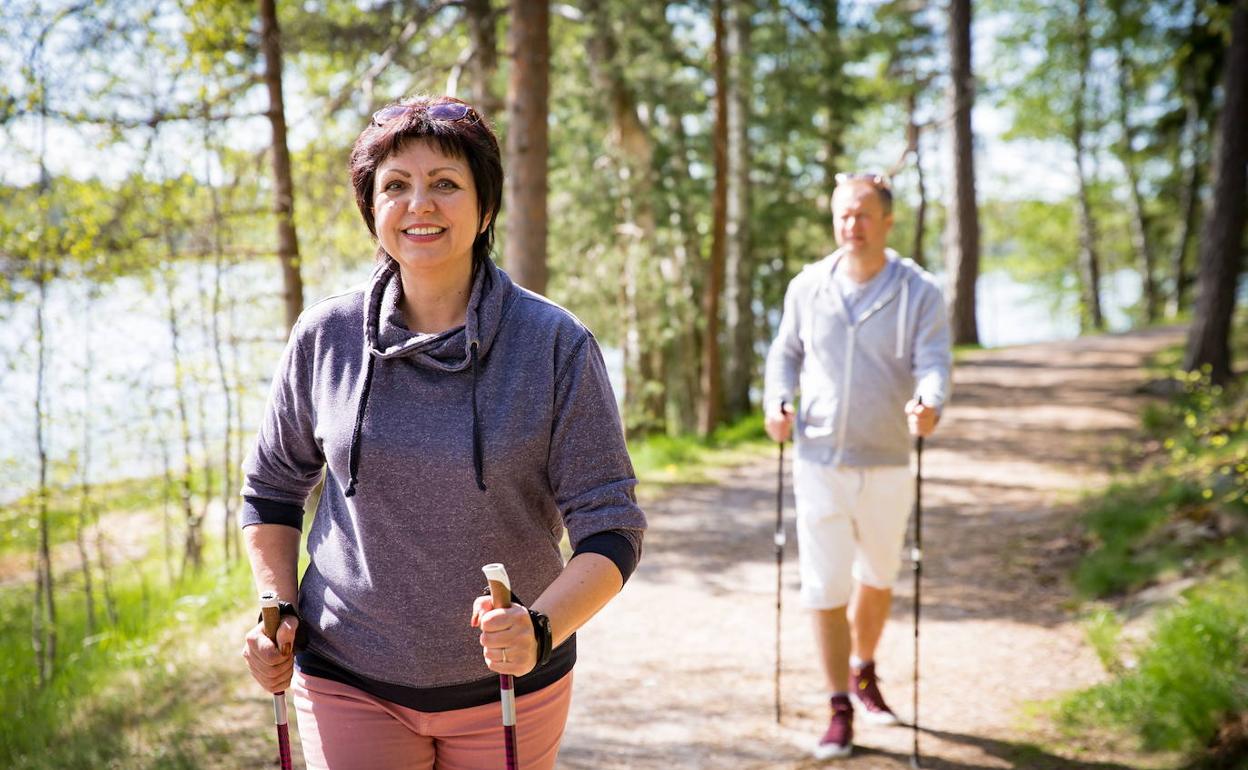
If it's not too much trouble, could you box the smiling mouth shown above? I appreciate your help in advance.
[402,226,445,236]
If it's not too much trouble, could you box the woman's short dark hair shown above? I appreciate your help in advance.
[348,95,503,266]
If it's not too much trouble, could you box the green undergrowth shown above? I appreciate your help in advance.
[1059,343,1248,767]
[628,411,772,492]
[0,541,253,768]
[0,470,229,558]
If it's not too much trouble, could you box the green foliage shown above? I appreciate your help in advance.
[628,410,769,488]
[1075,366,1248,598]
[1059,563,1248,758]
[0,551,253,768]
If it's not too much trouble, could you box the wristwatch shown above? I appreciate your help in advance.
[528,607,553,668]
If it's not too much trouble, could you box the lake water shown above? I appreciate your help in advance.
[0,266,1148,502]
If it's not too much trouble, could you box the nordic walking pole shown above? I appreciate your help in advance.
[910,397,925,770]
[259,592,294,770]
[482,563,519,770]
[774,401,789,725]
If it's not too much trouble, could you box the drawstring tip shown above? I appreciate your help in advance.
[475,476,486,492]
[344,480,357,498]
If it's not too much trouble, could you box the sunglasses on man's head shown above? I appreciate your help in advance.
[835,172,892,190]
[371,101,477,126]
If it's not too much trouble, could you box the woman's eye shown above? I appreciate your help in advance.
[435,179,459,191]
[384,180,404,191]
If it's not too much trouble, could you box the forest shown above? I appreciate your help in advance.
[0,0,1245,767]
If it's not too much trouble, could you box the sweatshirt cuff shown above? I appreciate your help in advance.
[572,530,641,584]
[240,496,305,531]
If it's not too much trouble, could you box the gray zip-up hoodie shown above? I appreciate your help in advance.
[241,258,646,689]
[763,248,952,467]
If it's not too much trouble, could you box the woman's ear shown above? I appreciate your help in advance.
[479,209,494,234]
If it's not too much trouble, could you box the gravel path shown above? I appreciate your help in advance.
[556,328,1185,770]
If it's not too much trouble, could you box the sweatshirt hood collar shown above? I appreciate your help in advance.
[363,258,514,370]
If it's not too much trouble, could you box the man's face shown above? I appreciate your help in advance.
[831,182,893,258]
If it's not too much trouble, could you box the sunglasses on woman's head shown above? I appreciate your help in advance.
[371,101,476,126]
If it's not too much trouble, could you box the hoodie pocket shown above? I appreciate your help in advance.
[801,395,838,439]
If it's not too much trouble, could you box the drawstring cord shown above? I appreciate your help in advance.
[470,340,486,491]
[344,352,377,498]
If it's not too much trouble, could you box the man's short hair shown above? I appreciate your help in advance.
[833,172,893,215]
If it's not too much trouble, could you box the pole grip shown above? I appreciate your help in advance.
[482,563,512,610]
[259,591,281,643]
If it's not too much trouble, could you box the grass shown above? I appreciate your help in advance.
[1058,339,1248,767]
[0,526,254,769]
[1059,562,1248,762]
[1072,365,1248,599]
[627,412,772,494]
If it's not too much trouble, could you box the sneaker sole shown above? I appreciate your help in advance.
[812,742,853,760]
[850,694,900,726]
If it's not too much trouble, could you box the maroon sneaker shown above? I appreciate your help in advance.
[850,661,899,725]
[814,694,853,759]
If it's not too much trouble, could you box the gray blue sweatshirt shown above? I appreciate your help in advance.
[764,248,953,467]
[241,258,646,701]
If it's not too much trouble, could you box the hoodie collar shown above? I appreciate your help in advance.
[363,257,514,369]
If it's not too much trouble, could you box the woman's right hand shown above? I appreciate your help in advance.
[242,616,299,693]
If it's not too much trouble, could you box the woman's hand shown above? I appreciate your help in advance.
[472,596,538,676]
[242,616,299,693]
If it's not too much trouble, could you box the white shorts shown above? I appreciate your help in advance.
[793,459,915,609]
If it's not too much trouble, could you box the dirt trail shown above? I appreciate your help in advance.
[556,328,1185,770]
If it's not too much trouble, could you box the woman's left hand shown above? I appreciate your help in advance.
[471,596,538,676]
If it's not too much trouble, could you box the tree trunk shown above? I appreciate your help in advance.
[258,0,303,331]
[1114,40,1159,323]
[1183,0,1248,384]
[582,0,664,435]
[161,259,204,576]
[464,0,501,119]
[504,0,550,294]
[655,98,702,436]
[32,259,56,686]
[723,0,753,421]
[1072,0,1104,332]
[76,287,98,638]
[818,1,850,189]
[907,91,927,269]
[699,0,730,436]
[1169,70,1203,318]
[204,117,237,565]
[945,0,980,345]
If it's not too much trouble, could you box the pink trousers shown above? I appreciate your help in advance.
[290,670,574,770]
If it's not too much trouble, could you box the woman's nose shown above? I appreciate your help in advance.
[408,188,435,213]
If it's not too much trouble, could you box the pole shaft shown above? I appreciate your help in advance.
[912,420,924,768]
[260,594,294,770]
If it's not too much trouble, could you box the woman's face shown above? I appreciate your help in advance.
[373,140,487,278]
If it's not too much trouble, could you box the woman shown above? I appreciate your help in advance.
[241,95,646,770]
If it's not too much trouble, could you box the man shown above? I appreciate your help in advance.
[763,172,951,759]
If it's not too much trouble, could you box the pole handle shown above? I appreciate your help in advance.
[259,591,281,643]
[483,563,512,610]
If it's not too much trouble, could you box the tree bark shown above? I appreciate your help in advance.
[1072,0,1104,332]
[907,91,927,268]
[945,0,980,345]
[582,0,664,435]
[258,0,303,331]
[464,0,501,119]
[699,0,730,436]
[1169,69,1203,318]
[723,0,754,420]
[1183,0,1248,384]
[1114,38,1159,323]
[504,0,551,295]
[33,259,56,686]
